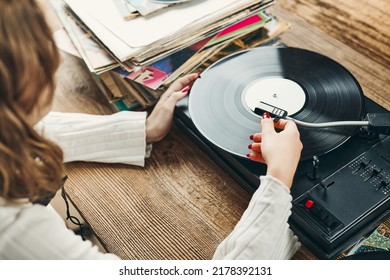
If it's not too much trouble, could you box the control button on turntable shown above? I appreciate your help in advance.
[376,179,390,191]
[324,216,335,228]
[304,199,314,209]
[360,160,371,168]
[353,159,371,173]
[303,199,329,221]
[310,206,321,216]
[381,180,389,187]
[372,167,383,176]
[365,167,384,181]
[315,209,328,221]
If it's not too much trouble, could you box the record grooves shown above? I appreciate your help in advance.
[189,47,365,160]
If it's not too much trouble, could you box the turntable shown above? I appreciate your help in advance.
[174,46,390,259]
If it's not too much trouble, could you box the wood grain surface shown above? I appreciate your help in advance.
[271,0,390,110]
[48,0,389,259]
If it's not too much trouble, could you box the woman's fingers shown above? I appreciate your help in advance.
[159,73,198,102]
[168,73,199,92]
[164,88,189,109]
[246,152,265,163]
[249,142,261,153]
[248,134,262,163]
[250,133,262,142]
[260,117,276,134]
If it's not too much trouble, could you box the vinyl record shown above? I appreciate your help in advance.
[150,0,192,3]
[188,47,365,160]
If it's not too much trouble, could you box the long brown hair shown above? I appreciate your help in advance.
[0,0,64,203]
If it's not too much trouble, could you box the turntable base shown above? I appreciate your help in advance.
[175,96,390,259]
[291,133,390,259]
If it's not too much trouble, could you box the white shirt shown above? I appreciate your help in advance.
[0,111,300,259]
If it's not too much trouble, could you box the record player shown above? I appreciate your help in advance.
[174,46,390,259]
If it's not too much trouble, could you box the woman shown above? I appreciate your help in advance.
[0,0,302,259]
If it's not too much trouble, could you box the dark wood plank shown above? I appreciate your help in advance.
[276,0,390,69]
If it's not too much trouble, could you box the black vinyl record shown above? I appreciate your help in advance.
[188,47,365,160]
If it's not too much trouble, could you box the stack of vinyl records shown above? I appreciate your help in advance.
[51,0,289,111]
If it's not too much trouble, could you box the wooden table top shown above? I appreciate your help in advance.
[48,0,390,259]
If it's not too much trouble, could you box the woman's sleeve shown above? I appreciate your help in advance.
[0,203,120,260]
[213,175,300,260]
[35,111,152,167]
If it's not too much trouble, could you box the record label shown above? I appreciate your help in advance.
[242,77,306,116]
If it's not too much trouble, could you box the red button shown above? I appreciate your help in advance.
[304,199,314,209]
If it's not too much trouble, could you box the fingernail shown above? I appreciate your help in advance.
[263,112,271,119]
[246,154,251,158]
[249,135,254,140]
[181,86,190,93]
[248,144,252,149]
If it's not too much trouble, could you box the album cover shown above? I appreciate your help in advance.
[90,73,122,105]
[127,0,168,16]
[52,0,118,74]
[113,0,139,20]
[206,12,270,47]
[53,0,136,73]
[110,72,158,109]
[192,17,289,76]
[112,36,211,90]
[99,71,124,99]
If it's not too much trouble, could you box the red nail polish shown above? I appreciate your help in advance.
[181,86,190,93]
[263,112,271,119]
[246,154,251,158]
[248,144,252,149]
[249,135,254,140]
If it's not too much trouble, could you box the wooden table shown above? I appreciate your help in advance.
[48,0,389,259]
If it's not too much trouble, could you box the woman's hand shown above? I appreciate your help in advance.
[146,73,199,143]
[247,113,303,188]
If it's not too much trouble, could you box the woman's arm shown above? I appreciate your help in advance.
[36,110,151,166]
[35,74,199,166]
[214,114,303,259]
